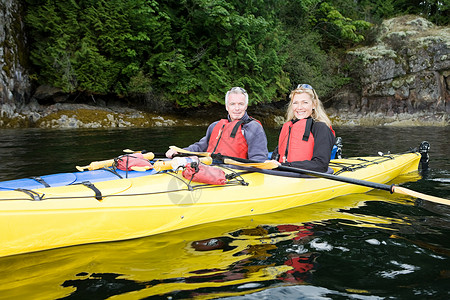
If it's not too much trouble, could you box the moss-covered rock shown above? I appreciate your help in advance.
[339,15,449,115]
[0,0,31,106]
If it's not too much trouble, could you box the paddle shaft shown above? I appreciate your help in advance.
[276,164,394,192]
[153,156,213,171]
[247,158,448,205]
[171,145,391,189]
[170,145,449,205]
[123,149,166,157]
[271,163,448,205]
[172,146,388,188]
[77,152,155,171]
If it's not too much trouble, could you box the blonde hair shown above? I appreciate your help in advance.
[286,86,332,127]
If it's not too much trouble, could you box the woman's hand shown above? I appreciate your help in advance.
[265,159,281,166]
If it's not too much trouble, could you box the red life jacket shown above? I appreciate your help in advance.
[277,118,334,163]
[206,118,259,159]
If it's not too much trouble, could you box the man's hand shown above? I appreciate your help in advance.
[165,148,178,158]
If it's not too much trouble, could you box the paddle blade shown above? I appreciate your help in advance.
[130,166,151,172]
[223,159,279,169]
[393,186,450,205]
[153,160,172,171]
[86,159,116,171]
[142,152,155,160]
[200,157,213,165]
[75,159,115,171]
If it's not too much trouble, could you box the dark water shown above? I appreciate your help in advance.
[0,126,449,299]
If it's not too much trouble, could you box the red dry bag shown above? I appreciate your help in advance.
[115,153,153,171]
[182,163,226,185]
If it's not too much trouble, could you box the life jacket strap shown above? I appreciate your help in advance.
[230,117,257,138]
[284,126,292,162]
[211,123,226,154]
[230,120,245,138]
[302,118,313,141]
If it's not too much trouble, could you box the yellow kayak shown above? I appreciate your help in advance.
[0,151,422,257]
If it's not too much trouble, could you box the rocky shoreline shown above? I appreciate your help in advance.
[0,100,447,129]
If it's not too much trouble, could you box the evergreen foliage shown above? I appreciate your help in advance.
[24,0,448,108]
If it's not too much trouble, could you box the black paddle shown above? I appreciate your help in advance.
[169,146,449,206]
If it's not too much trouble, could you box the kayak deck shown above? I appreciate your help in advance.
[0,168,158,191]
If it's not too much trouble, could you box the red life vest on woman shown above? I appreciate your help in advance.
[207,118,258,159]
[277,118,334,163]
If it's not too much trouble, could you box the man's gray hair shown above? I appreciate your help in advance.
[225,87,248,106]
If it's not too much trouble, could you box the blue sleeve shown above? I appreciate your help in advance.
[243,121,269,162]
[185,121,219,152]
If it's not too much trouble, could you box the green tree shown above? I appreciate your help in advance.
[25,0,290,107]
[393,0,449,25]
[25,0,445,109]
[156,0,289,106]
[278,0,369,98]
[25,0,173,95]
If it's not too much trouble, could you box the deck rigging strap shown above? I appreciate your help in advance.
[114,156,129,178]
[14,188,45,201]
[184,162,199,189]
[221,166,250,186]
[0,173,250,201]
[330,154,397,175]
[103,167,124,179]
[30,176,51,188]
[165,171,194,191]
[80,181,103,200]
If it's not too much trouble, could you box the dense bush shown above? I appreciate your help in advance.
[24,0,447,108]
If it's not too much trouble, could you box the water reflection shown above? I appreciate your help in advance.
[60,225,318,299]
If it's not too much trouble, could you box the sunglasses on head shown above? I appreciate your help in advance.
[296,84,314,90]
[229,87,247,94]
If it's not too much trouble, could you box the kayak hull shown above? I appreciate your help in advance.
[0,152,421,257]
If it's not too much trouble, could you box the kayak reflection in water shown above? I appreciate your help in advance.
[191,237,237,252]
[275,224,317,283]
[190,223,318,284]
[61,224,320,299]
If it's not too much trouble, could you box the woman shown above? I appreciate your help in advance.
[272,84,335,172]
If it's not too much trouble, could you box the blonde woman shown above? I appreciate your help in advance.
[272,84,336,172]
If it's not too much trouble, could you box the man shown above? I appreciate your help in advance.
[165,87,268,161]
